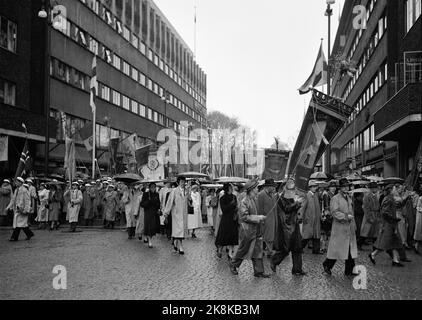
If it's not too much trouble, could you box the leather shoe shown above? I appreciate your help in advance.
[292,270,307,276]
[229,264,238,275]
[323,264,332,275]
[368,253,376,265]
[254,273,270,278]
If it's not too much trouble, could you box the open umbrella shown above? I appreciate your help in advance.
[365,175,383,182]
[349,188,370,194]
[214,176,248,184]
[382,177,404,184]
[201,184,224,189]
[177,171,211,180]
[310,172,328,180]
[346,173,365,181]
[114,173,142,184]
[351,180,370,186]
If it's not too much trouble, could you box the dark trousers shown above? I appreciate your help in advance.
[10,227,34,240]
[165,215,172,239]
[231,257,265,275]
[127,226,136,238]
[302,238,320,253]
[323,248,355,275]
[386,248,408,260]
[272,251,303,273]
[69,222,77,232]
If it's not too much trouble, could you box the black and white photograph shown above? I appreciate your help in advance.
[0,0,422,305]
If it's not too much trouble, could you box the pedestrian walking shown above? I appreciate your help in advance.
[257,179,277,257]
[323,178,358,276]
[354,192,365,249]
[0,179,13,226]
[122,184,138,239]
[159,180,172,235]
[7,177,34,241]
[83,184,95,226]
[414,184,422,253]
[360,182,380,246]
[300,180,322,254]
[48,184,61,230]
[163,176,188,254]
[103,184,118,229]
[320,181,336,253]
[64,181,83,232]
[270,178,306,276]
[134,185,145,240]
[26,178,37,225]
[141,182,161,248]
[215,183,239,260]
[229,180,269,278]
[187,182,202,238]
[36,183,49,229]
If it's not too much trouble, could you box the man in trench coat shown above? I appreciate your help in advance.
[257,178,277,256]
[323,178,358,276]
[8,177,34,241]
[360,182,380,244]
[300,180,322,254]
[229,180,270,278]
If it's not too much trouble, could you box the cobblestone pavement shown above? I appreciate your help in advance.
[1,227,422,300]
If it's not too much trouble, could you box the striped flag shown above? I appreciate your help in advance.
[90,55,97,113]
[298,43,328,95]
[14,140,30,178]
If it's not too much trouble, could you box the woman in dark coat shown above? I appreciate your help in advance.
[215,183,239,260]
[48,184,62,230]
[140,182,161,248]
[369,184,405,267]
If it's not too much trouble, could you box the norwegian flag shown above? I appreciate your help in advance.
[14,140,31,178]
[90,55,97,113]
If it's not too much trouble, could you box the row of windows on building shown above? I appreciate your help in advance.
[50,57,193,136]
[337,124,381,165]
[56,17,206,121]
[0,78,16,106]
[342,11,387,102]
[78,0,207,103]
[346,0,378,62]
[346,61,388,125]
[50,109,152,150]
[406,0,421,32]
[0,15,17,53]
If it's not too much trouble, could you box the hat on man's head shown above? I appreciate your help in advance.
[308,180,318,188]
[284,179,296,199]
[245,180,259,193]
[3,179,10,184]
[85,183,92,187]
[338,178,350,188]
[72,181,79,186]
[25,178,33,184]
[177,176,186,183]
[16,177,24,183]
[263,178,276,187]
[23,183,29,188]
[368,182,378,189]
[328,180,338,188]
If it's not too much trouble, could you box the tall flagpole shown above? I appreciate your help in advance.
[90,55,98,180]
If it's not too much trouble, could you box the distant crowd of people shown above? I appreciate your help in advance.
[1,173,422,278]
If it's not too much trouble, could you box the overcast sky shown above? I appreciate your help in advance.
[154,0,345,149]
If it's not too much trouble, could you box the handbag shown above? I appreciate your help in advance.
[188,198,194,215]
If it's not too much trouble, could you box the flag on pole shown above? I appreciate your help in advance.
[14,140,30,178]
[298,43,328,95]
[90,56,97,113]
[79,122,94,151]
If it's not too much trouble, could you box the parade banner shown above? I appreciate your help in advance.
[0,136,8,162]
[261,149,290,180]
[288,90,353,191]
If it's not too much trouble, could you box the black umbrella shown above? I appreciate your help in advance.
[114,173,142,184]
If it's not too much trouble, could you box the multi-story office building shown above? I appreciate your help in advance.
[0,0,207,177]
[328,0,421,179]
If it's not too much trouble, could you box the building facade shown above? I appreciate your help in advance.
[0,0,207,178]
[328,0,421,179]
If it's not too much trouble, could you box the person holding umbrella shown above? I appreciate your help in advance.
[229,180,269,278]
[323,178,358,276]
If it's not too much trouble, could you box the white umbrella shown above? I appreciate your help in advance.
[214,176,248,184]
[310,172,328,180]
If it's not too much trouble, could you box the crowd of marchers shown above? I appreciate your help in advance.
[1,174,422,278]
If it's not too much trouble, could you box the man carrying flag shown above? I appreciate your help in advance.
[14,140,30,179]
[298,42,328,95]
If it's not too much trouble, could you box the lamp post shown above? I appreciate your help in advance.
[38,0,62,177]
[324,0,335,175]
